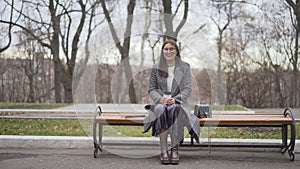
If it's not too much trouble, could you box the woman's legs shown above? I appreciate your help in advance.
[154,104,180,164]
[154,104,170,164]
[159,130,179,165]
[170,133,179,165]
[159,129,169,164]
[168,104,180,164]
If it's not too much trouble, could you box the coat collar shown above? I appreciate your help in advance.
[171,64,184,92]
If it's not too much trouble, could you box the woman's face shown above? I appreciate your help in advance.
[163,43,177,63]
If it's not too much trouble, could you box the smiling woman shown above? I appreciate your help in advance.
[144,39,200,165]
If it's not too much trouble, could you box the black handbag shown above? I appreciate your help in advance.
[194,104,212,118]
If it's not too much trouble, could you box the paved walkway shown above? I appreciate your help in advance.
[0,147,299,169]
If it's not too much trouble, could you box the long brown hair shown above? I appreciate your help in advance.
[158,39,182,78]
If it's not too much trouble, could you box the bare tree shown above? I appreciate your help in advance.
[209,0,234,104]
[245,0,299,107]
[100,0,137,103]
[15,27,52,103]
[58,0,103,103]
[136,0,153,101]
[284,0,300,107]
[0,0,103,103]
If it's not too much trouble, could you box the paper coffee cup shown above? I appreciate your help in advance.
[163,92,171,99]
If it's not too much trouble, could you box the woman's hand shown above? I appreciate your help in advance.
[166,98,175,105]
[160,96,175,105]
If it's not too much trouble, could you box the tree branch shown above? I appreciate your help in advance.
[0,0,14,53]
[100,0,123,52]
[175,0,188,36]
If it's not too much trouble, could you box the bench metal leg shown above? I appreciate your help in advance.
[281,125,288,154]
[93,122,100,158]
[99,124,103,148]
[283,108,296,161]
[287,123,295,161]
[190,135,194,145]
[93,106,103,158]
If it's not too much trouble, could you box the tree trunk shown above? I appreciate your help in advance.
[163,0,175,39]
[49,0,62,103]
[1,74,4,102]
[291,16,299,106]
[62,67,73,103]
[163,0,189,41]
[27,74,34,103]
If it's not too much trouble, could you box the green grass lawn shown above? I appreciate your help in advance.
[0,102,70,109]
[211,105,248,111]
[0,119,86,136]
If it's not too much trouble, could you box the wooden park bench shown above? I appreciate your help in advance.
[93,105,296,161]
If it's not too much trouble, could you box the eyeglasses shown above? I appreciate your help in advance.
[163,47,176,52]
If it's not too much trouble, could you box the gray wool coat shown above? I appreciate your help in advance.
[143,62,200,143]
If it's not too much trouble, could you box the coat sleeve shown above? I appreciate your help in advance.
[148,65,163,103]
[173,64,192,104]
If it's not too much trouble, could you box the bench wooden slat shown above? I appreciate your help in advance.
[96,113,293,125]
[200,118,292,125]
[96,116,144,124]
[101,112,148,114]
